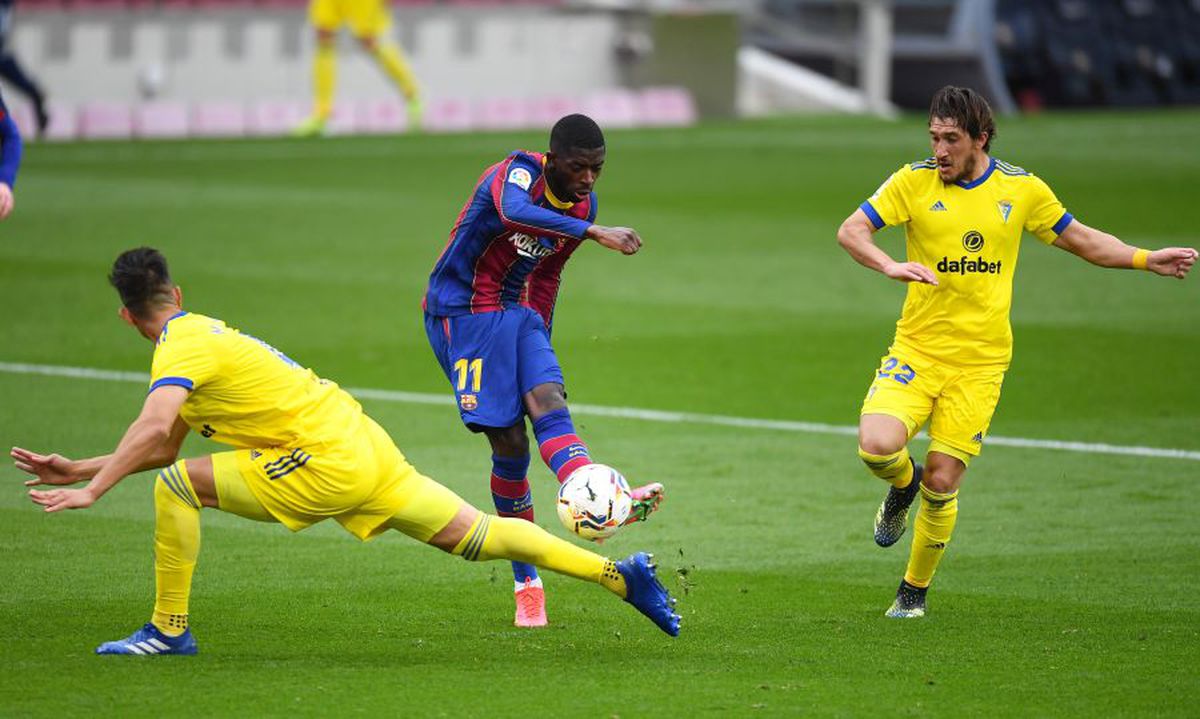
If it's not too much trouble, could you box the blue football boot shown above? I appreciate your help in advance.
[95,623,198,656]
[885,580,928,619]
[616,552,681,637]
[874,462,923,548]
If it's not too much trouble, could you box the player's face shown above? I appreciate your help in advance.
[929,117,986,184]
[546,147,606,202]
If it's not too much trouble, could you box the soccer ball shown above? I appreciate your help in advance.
[556,464,632,541]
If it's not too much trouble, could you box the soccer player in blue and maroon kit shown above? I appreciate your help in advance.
[0,87,22,219]
[423,114,665,627]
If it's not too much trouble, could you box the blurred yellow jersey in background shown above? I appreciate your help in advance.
[309,0,391,36]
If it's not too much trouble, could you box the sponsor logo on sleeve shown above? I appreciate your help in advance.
[507,167,533,191]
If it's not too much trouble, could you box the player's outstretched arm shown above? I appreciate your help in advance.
[28,387,189,513]
[13,417,189,488]
[1053,220,1198,279]
[585,224,642,255]
[836,208,937,285]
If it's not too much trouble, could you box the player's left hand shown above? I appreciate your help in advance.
[0,183,14,220]
[1148,247,1198,279]
[29,487,97,513]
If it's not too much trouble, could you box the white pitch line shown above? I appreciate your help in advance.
[2,361,1198,462]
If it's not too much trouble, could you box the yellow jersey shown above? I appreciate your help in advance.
[148,312,364,449]
[861,156,1072,368]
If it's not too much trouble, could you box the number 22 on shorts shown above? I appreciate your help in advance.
[877,357,916,385]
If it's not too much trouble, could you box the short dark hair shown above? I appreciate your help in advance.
[550,114,605,155]
[109,247,174,318]
[929,86,996,152]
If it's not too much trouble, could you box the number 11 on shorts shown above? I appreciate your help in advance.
[454,358,483,392]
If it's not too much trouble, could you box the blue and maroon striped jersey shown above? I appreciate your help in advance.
[423,150,597,328]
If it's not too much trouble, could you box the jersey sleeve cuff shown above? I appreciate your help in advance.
[149,376,194,394]
[1051,212,1074,236]
[860,201,886,230]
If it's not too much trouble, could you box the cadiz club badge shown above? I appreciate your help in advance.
[997,200,1013,224]
[460,394,478,411]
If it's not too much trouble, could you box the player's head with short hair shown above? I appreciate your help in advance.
[545,114,606,204]
[928,86,995,185]
[929,85,996,152]
[109,247,181,331]
[550,114,605,156]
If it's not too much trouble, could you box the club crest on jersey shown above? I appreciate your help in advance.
[507,167,533,191]
[997,200,1013,224]
[511,232,557,259]
[460,394,478,411]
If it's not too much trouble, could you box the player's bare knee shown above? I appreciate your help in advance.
[486,425,528,457]
[525,383,566,418]
[182,457,220,508]
[429,504,479,554]
[858,435,905,457]
[922,459,965,494]
[356,36,377,51]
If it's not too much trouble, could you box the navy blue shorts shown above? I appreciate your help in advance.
[424,308,564,431]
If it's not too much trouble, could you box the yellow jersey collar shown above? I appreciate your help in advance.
[541,156,575,209]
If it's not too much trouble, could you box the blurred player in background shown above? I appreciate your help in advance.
[10,248,680,655]
[836,85,1197,618]
[0,87,21,219]
[422,114,665,627]
[0,0,47,138]
[294,0,421,136]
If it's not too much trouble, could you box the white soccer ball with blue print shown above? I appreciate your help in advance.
[556,464,632,541]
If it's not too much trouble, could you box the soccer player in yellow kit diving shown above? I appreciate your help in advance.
[294,0,421,136]
[11,248,680,654]
[836,85,1196,618]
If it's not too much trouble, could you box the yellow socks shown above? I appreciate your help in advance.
[151,461,201,637]
[903,485,959,588]
[371,39,420,101]
[313,40,336,121]
[453,514,627,598]
[858,445,914,488]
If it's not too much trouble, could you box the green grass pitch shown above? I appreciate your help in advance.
[1,111,1198,716]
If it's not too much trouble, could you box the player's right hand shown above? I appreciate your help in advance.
[10,447,82,487]
[29,487,96,513]
[883,261,938,285]
[0,183,14,220]
[587,225,642,255]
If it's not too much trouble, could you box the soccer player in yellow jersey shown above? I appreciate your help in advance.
[293,0,422,137]
[11,248,680,654]
[836,86,1197,618]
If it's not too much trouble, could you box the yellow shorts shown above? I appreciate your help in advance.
[309,0,391,37]
[211,416,462,542]
[860,350,1005,465]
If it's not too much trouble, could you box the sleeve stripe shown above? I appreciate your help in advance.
[859,201,886,230]
[1051,212,1074,236]
[149,376,194,394]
